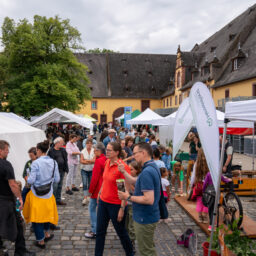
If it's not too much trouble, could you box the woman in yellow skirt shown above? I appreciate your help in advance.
[23,140,60,249]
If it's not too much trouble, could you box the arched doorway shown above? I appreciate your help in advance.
[112,107,124,125]
[91,113,98,121]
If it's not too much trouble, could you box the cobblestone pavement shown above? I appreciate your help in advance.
[4,141,256,255]
[5,176,256,256]
[5,174,208,256]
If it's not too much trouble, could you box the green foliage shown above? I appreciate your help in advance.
[87,48,117,53]
[0,15,91,117]
[223,219,256,256]
[207,225,223,254]
[207,219,256,256]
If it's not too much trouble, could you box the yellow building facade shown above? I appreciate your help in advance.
[77,98,161,124]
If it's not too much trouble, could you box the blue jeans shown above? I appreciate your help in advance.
[53,171,65,203]
[89,198,97,233]
[21,187,30,204]
[95,199,134,256]
[81,169,92,196]
[32,222,50,241]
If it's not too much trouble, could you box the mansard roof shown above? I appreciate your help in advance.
[76,53,176,99]
[180,3,256,90]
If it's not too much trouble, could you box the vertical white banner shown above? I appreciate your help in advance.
[189,82,220,191]
[172,98,194,160]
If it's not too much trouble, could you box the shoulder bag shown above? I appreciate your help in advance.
[147,163,169,219]
[34,161,55,196]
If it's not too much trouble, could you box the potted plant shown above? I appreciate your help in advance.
[202,226,221,256]
[221,220,256,256]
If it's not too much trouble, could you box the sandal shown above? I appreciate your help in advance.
[84,231,96,239]
[44,234,54,242]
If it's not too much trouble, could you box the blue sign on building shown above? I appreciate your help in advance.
[124,106,132,128]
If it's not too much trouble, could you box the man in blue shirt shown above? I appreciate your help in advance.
[118,142,160,256]
[103,129,116,147]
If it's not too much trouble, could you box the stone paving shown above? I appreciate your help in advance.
[4,141,256,255]
[5,175,208,256]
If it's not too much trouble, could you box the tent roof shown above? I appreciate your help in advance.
[225,100,256,122]
[0,115,41,134]
[150,109,253,128]
[83,114,97,122]
[0,112,30,125]
[126,108,163,125]
[30,108,93,129]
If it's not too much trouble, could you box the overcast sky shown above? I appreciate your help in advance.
[0,0,255,54]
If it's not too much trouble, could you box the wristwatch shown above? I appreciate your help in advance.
[127,195,131,202]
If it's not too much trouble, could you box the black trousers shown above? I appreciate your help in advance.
[14,211,26,255]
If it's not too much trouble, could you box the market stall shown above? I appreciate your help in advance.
[0,115,46,185]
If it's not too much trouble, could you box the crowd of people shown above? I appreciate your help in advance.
[0,123,234,256]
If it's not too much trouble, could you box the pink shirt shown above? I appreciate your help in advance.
[66,141,80,165]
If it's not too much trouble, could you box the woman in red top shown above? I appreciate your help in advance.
[95,142,134,256]
[85,143,106,239]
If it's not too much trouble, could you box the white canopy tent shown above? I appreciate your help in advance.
[115,113,124,122]
[30,108,93,131]
[158,109,253,146]
[0,115,46,185]
[126,108,163,125]
[225,100,256,122]
[0,112,31,125]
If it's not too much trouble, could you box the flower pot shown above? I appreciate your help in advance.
[202,242,220,256]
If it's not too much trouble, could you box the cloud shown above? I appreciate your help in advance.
[0,0,255,53]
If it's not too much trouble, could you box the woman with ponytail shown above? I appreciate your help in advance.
[23,140,60,249]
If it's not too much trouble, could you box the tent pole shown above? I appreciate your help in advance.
[208,119,229,256]
[253,125,255,171]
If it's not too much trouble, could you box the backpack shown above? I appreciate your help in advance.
[202,184,216,207]
[177,228,198,255]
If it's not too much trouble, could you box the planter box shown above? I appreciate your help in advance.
[219,233,236,256]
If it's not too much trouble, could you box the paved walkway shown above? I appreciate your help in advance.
[5,175,207,256]
[4,141,256,255]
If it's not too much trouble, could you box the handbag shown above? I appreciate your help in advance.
[148,163,169,219]
[34,161,55,196]
[202,184,215,207]
[191,182,203,201]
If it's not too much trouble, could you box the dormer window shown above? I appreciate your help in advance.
[210,47,216,52]
[233,59,238,71]
[229,34,236,41]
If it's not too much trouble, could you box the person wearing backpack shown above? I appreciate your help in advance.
[203,172,232,231]
[192,149,209,224]
[118,142,160,256]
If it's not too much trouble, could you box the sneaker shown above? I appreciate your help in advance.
[72,187,79,192]
[82,198,87,205]
[199,215,203,223]
[84,231,96,239]
[66,190,73,195]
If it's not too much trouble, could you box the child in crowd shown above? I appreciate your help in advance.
[193,149,209,224]
[172,160,184,196]
[125,161,141,250]
[160,167,171,223]
[203,172,232,231]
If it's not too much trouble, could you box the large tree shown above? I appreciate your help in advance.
[0,15,91,117]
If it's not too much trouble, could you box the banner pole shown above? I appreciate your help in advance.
[208,119,228,256]
[253,125,255,171]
